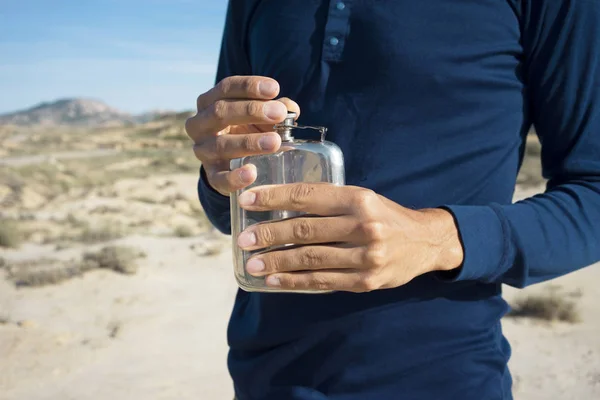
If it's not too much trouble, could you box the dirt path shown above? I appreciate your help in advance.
[0,149,118,167]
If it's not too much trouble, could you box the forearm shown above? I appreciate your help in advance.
[441,178,600,288]
[434,0,600,289]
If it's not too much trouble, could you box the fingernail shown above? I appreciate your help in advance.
[246,258,265,274]
[238,191,256,206]
[263,102,285,120]
[258,135,278,150]
[258,80,278,97]
[239,168,253,183]
[237,231,257,248]
[266,275,281,287]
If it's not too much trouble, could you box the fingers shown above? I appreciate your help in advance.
[264,269,361,292]
[237,216,360,250]
[263,270,379,293]
[245,245,363,275]
[276,97,300,118]
[196,76,280,111]
[206,164,257,195]
[187,99,288,137]
[193,132,281,162]
[251,97,301,133]
[237,183,377,216]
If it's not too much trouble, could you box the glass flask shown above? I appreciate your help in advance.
[230,111,345,293]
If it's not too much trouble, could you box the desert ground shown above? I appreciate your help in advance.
[0,119,598,399]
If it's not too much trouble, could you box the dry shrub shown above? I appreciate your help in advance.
[83,245,145,275]
[0,218,22,248]
[508,287,581,323]
[5,245,145,287]
[173,225,194,237]
[78,223,124,243]
[7,258,85,287]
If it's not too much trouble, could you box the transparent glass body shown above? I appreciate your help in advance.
[230,123,345,293]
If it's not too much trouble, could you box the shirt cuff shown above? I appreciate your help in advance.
[435,204,507,283]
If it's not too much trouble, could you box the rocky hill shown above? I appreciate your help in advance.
[0,98,172,127]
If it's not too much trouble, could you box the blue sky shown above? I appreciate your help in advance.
[0,0,227,114]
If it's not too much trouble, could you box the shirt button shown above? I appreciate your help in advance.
[329,37,339,46]
[336,2,345,10]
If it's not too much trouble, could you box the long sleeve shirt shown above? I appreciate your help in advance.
[198,1,600,399]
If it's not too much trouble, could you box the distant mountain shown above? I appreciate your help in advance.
[0,98,178,127]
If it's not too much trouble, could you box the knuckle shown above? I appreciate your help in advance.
[362,243,387,269]
[211,100,228,121]
[240,78,255,95]
[216,78,232,95]
[292,219,313,242]
[352,189,377,211]
[195,94,205,111]
[246,101,263,117]
[359,272,381,292]
[206,170,221,189]
[257,188,273,206]
[255,226,276,246]
[264,254,282,273]
[213,135,228,157]
[359,221,386,242]
[242,133,259,151]
[312,275,330,291]
[184,117,195,137]
[280,276,296,289]
[195,139,218,162]
[299,248,322,268]
[289,184,313,208]
[192,144,205,162]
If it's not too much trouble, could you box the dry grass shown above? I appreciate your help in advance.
[173,225,194,237]
[77,223,125,244]
[5,245,145,287]
[1,148,196,201]
[83,245,145,275]
[0,312,10,325]
[508,286,582,323]
[0,218,22,248]
[7,258,85,287]
[133,196,158,204]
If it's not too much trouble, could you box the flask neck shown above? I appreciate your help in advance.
[275,112,297,142]
[273,111,328,142]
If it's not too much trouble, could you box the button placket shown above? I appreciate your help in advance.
[321,0,352,63]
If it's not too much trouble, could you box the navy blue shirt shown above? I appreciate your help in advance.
[198,1,600,399]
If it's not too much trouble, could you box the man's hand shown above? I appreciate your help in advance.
[236,183,464,292]
[185,75,300,196]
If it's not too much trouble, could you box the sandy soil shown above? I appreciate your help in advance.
[0,234,236,400]
[1,238,598,400]
[1,125,599,399]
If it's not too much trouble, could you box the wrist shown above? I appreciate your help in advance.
[421,208,464,273]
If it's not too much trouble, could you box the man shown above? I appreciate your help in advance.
[185,1,600,399]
